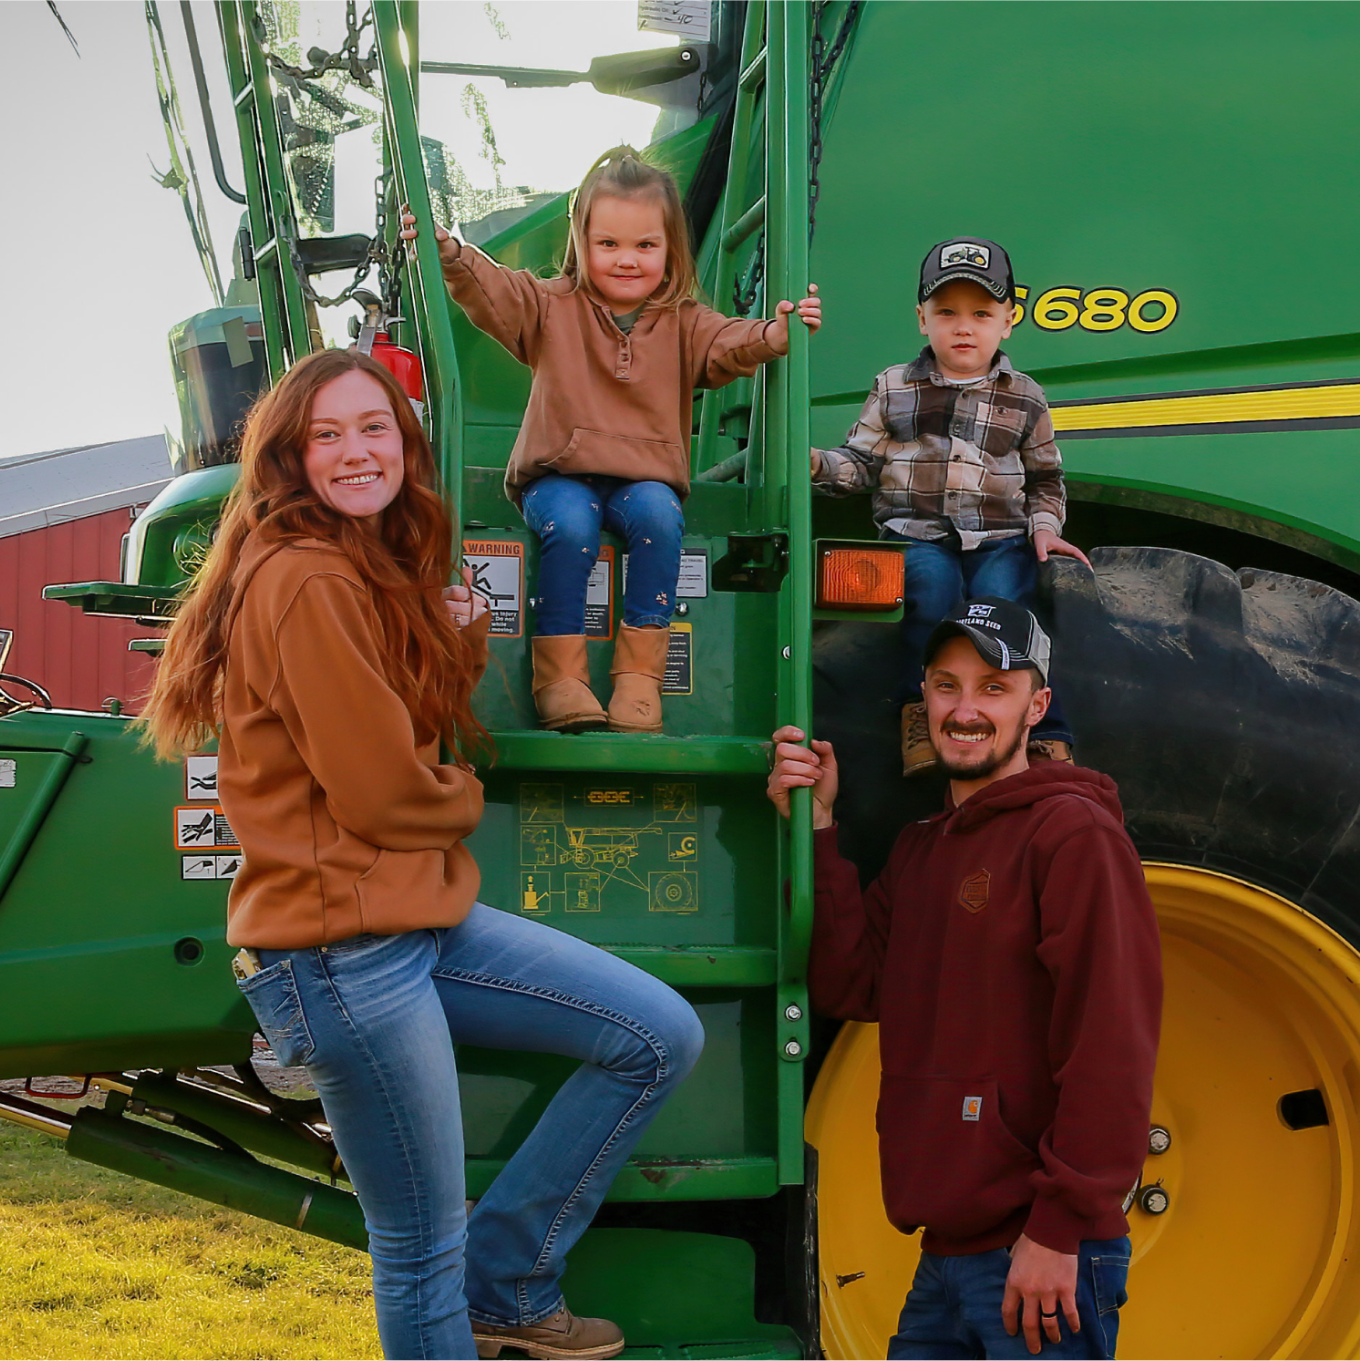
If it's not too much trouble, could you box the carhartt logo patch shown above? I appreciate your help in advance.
[962,1095,983,1121]
[959,869,991,913]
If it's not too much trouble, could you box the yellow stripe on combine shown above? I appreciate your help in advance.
[1051,383,1360,433]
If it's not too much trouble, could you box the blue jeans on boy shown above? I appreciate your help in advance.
[887,1238,1131,1359]
[891,533,1074,745]
[521,473,684,634]
[238,904,704,1360]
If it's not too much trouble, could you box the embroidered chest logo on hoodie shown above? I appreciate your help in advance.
[958,869,991,913]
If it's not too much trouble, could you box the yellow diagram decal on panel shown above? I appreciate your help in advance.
[518,781,700,916]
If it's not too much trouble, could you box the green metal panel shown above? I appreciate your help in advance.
[0,711,253,1078]
[807,0,1360,560]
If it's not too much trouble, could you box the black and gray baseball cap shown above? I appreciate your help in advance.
[923,597,1051,685]
[919,237,1015,304]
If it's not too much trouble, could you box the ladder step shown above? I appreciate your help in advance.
[488,731,770,776]
[739,47,767,91]
[233,82,256,108]
[722,196,766,254]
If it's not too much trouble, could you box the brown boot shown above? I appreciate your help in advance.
[531,635,607,732]
[473,1307,624,1360]
[901,700,936,776]
[607,624,670,734]
[1028,737,1075,764]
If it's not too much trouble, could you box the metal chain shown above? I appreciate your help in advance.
[808,0,860,245]
[287,167,389,310]
[265,0,377,89]
[733,234,765,316]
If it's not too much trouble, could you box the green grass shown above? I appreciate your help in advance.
[0,1126,380,1359]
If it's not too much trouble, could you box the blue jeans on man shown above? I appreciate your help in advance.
[240,906,704,1360]
[887,1239,1131,1359]
[521,473,684,634]
[891,532,1074,745]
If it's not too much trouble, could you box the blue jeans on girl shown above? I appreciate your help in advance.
[891,533,1074,746]
[887,1238,1131,1359]
[520,473,684,634]
[237,904,704,1360]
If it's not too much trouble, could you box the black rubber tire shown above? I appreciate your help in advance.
[813,545,1360,947]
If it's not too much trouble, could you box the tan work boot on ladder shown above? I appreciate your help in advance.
[900,700,936,776]
[531,635,608,732]
[607,624,669,734]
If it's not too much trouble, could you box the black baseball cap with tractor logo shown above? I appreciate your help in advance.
[923,597,1052,686]
[919,237,1016,304]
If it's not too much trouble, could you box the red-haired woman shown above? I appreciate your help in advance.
[143,350,703,1361]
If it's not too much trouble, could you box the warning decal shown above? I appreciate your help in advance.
[0,759,15,789]
[621,551,708,598]
[514,780,701,916]
[462,539,524,638]
[584,546,615,639]
[174,805,240,851]
[181,855,216,880]
[662,623,693,695]
[185,755,218,800]
[180,853,242,880]
[638,0,712,42]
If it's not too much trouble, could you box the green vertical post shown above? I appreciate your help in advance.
[217,1,286,381]
[695,1,768,475]
[233,1,314,369]
[372,2,464,531]
[765,0,814,1185]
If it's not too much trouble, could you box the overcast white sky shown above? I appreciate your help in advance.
[0,0,675,463]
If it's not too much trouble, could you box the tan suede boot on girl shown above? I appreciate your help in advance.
[607,625,670,734]
[531,635,608,732]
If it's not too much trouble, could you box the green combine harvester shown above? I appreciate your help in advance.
[5,3,1360,1355]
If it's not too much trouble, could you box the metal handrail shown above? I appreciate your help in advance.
[372,2,465,530]
[764,0,815,1184]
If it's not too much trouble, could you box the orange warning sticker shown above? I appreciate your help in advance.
[174,804,240,852]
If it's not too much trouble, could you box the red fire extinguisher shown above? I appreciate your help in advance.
[353,290,424,417]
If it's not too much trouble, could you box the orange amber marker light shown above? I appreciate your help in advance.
[816,546,905,610]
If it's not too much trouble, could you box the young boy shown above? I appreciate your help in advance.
[810,237,1089,774]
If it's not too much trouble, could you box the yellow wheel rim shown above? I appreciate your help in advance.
[806,864,1360,1360]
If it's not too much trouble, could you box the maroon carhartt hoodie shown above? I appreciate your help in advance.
[810,763,1161,1257]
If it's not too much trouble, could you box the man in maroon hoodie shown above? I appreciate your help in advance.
[769,598,1161,1359]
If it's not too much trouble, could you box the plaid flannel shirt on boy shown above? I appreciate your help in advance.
[812,347,1066,550]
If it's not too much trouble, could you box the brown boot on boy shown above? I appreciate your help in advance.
[531,635,608,732]
[607,624,669,734]
[473,1307,625,1359]
[901,700,936,776]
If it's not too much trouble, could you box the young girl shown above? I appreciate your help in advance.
[141,350,703,1360]
[402,146,820,733]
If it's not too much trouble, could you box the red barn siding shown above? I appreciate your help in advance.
[0,509,158,714]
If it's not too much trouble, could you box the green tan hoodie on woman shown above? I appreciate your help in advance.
[438,240,781,502]
[219,536,489,949]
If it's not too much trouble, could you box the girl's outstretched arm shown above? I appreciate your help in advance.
[763,283,822,355]
[399,207,548,365]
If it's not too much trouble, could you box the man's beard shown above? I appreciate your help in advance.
[933,714,1029,780]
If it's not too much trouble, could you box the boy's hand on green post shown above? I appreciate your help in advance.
[765,283,822,354]
[1032,528,1092,569]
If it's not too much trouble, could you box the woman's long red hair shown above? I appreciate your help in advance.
[141,349,489,765]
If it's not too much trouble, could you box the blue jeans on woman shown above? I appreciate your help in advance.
[237,904,704,1360]
[521,473,684,634]
[887,1238,1131,1359]
[891,533,1074,745]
